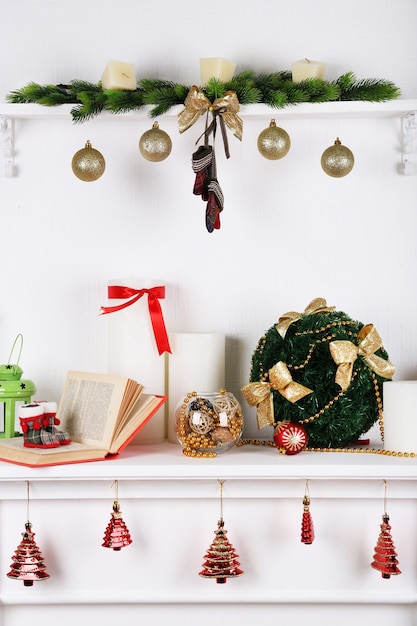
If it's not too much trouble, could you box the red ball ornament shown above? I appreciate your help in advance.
[274,421,308,455]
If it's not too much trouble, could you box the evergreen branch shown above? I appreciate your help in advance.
[102,89,145,113]
[6,70,401,122]
[70,89,106,123]
[340,77,401,101]
[333,71,356,92]
[6,82,78,105]
[139,79,189,117]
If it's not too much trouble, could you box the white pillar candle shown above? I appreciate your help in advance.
[101,60,137,90]
[104,278,168,445]
[167,333,225,443]
[291,58,326,82]
[200,58,236,86]
[383,380,417,452]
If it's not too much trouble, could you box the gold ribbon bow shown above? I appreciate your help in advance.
[178,86,243,141]
[241,361,313,429]
[329,324,395,391]
[276,297,336,339]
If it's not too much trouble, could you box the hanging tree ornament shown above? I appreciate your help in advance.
[7,482,50,586]
[257,119,291,160]
[321,137,354,178]
[199,480,244,584]
[72,139,106,181]
[300,479,315,544]
[102,481,132,551]
[178,85,242,233]
[371,480,401,579]
[139,121,172,162]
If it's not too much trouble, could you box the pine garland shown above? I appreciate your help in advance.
[6,70,401,123]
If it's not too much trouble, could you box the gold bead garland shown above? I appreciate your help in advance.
[236,437,416,458]
[177,390,244,458]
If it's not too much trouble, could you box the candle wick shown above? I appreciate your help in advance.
[305,58,311,63]
[122,72,129,78]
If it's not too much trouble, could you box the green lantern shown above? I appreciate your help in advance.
[0,335,36,438]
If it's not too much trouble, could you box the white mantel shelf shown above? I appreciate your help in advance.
[0,442,416,481]
[0,99,416,121]
[0,443,416,502]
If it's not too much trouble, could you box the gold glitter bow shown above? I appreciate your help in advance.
[329,324,395,391]
[276,297,336,339]
[241,361,313,429]
[178,86,243,141]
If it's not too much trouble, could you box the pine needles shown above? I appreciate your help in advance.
[6,70,401,123]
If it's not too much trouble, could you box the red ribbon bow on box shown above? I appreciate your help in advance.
[100,285,171,355]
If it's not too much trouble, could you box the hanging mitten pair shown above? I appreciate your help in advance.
[192,144,224,232]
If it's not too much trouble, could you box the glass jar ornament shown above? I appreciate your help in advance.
[139,121,172,162]
[72,140,106,181]
[321,137,354,178]
[0,334,36,439]
[257,119,291,160]
[175,390,243,457]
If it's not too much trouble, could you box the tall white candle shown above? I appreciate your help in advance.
[200,58,236,85]
[291,58,326,82]
[383,380,417,452]
[104,278,167,445]
[167,333,225,443]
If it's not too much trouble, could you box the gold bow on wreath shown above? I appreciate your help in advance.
[178,85,243,156]
[241,361,313,429]
[329,323,395,391]
[276,297,336,339]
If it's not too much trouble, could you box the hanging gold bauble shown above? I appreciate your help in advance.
[257,119,291,160]
[71,140,106,182]
[139,121,172,162]
[321,137,354,178]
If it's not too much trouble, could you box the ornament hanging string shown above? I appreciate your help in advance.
[219,479,224,519]
[194,107,230,159]
[26,480,30,522]
[100,285,171,355]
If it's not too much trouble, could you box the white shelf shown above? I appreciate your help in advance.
[0,99,416,120]
[1,100,416,177]
[0,443,416,504]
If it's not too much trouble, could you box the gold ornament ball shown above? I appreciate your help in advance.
[139,121,172,162]
[257,119,291,160]
[321,137,354,178]
[71,140,106,182]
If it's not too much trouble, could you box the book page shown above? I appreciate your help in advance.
[57,371,131,449]
[109,394,165,453]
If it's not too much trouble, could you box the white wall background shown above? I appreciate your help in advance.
[0,0,416,440]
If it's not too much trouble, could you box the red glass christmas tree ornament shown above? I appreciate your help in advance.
[274,421,308,455]
[102,500,132,551]
[301,480,315,544]
[371,512,401,579]
[7,521,50,586]
[199,517,244,584]
[199,480,243,584]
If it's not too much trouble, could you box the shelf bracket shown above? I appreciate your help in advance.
[401,111,417,175]
[0,116,15,177]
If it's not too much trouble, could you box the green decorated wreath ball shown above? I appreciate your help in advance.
[244,298,394,448]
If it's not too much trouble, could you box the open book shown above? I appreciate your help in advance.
[0,370,167,467]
